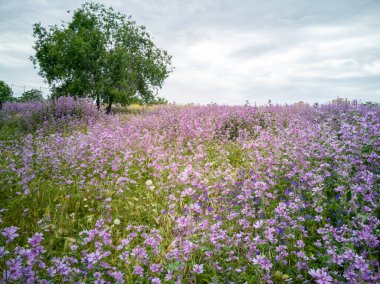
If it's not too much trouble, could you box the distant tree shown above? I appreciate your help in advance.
[149,96,168,105]
[31,2,172,113]
[19,89,44,102]
[0,80,14,109]
[364,101,379,107]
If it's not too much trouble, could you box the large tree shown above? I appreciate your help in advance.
[31,2,172,113]
[0,80,14,109]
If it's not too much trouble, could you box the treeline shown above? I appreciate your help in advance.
[0,78,168,111]
[0,80,44,108]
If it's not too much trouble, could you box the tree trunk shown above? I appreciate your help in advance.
[96,94,100,111]
[106,96,113,114]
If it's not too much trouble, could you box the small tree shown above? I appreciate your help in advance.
[31,2,172,113]
[19,89,44,102]
[0,80,14,109]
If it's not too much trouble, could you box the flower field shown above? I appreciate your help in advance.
[0,98,379,283]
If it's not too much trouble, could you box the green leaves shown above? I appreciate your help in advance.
[19,89,44,102]
[167,261,183,271]
[0,80,14,107]
[31,2,172,112]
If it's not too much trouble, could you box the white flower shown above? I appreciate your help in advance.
[146,180,153,186]
[113,218,121,225]
[149,185,155,191]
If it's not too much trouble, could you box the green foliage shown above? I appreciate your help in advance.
[364,101,379,107]
[147,96,168,105]
[19,89,44,102]
[0,80,14,107]
[31,2,172,113]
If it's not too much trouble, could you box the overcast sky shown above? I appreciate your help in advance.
[1,0,380,105]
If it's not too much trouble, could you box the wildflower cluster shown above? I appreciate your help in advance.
[0,96,102,135]
[0,101,379,283]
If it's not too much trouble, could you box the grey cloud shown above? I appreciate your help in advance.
[0,0,379,104]
[229,43,280,59]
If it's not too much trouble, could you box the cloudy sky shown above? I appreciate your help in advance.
[1,0,380,105]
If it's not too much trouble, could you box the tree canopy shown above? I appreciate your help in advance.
[31,2,172,113]
[0,80,14,109]
[19,89,44,102]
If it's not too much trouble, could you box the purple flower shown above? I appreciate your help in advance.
[28,232,43,246]
[252,255,272,272]
[309,268,333,284]
[131,246,148,260]
[133,265,143,277]
[0,246,9,258]
[165,270,173,281]
[151,278,162,284]
[264,227,276,241]
[6,258,23,280]
[109,270,124,282]
[70,245,78,251]
[253,220,264,229]
[150,263,162,273]
[2,226,19,243]
[296,240,304,248]
[193,264,204,274]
